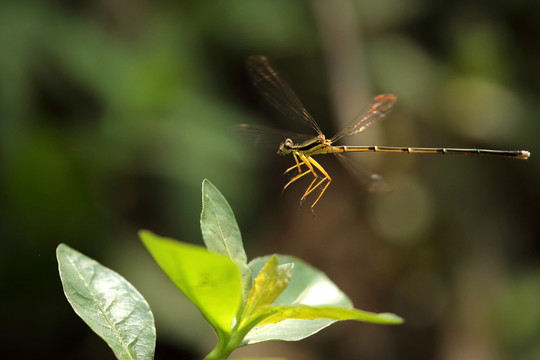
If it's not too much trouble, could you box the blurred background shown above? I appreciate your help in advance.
[1,0,539,359]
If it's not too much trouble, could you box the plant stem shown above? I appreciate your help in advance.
[204,334,230,360]
[204,326,251,360]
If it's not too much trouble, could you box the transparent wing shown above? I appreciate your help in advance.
[333,153,391,193]
[246,55,323,136]
[331,94,397,143]
[231,123,315,149]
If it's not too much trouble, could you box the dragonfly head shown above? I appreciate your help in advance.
[278,138,294,155]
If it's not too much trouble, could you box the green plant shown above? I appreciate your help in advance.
[57,179,403,360]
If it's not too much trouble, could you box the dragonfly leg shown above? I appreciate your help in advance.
[310,178,331,208]
[293,152,303,173]
[283,168,311,191]
[284,152,307,175]
[301,176,327,199]
[285,160,304,174]
[298,153,318,177]
[301,175,321,201]
[299,156,332,208]
[283,152,318,193]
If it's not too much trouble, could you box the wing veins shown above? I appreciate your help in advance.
[247,56,323,135]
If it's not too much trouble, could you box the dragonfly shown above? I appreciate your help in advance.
[245,55,531,208]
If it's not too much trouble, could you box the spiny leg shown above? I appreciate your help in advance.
[297,153,319,195]
[301,176,328,201]
[300,175,322,202]
[282,152,333,208]
[310,178,332,208]
[300,156,332,208]
[283,152,318,191]
[285,161,305,174]
[283,168,311,191]
[301,166,326,200]
[283,152,304,176]
[293,152,303,173]
[301,156,331,198]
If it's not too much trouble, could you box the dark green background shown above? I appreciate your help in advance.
[1,1,538,359]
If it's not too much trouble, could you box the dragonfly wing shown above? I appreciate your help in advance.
[246,55,323,136]
[331,94,397,143]
[333,153,391,193]
[231,123,315,149]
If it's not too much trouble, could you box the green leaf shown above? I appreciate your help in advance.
[241,255,403,345]
[252,305,403,326]
[139,230,242,335]
[242,318,337,344]
[57,244,156,360]
[248,255,352,307]
[201,179,252,304]
[242,255,293,320]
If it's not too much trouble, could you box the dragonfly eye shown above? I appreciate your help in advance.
[278,138,294,155]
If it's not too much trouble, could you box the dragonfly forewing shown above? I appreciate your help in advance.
[246,55,323,136]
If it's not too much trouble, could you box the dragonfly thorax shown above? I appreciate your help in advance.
[279,135,331,156]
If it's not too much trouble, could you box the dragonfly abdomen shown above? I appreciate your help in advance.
[333,145,530,159]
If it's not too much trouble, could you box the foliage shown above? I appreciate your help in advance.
[57,244,156,360]
[57,180,402,359]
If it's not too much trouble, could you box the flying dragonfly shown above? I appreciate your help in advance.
[245,55,530,208]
